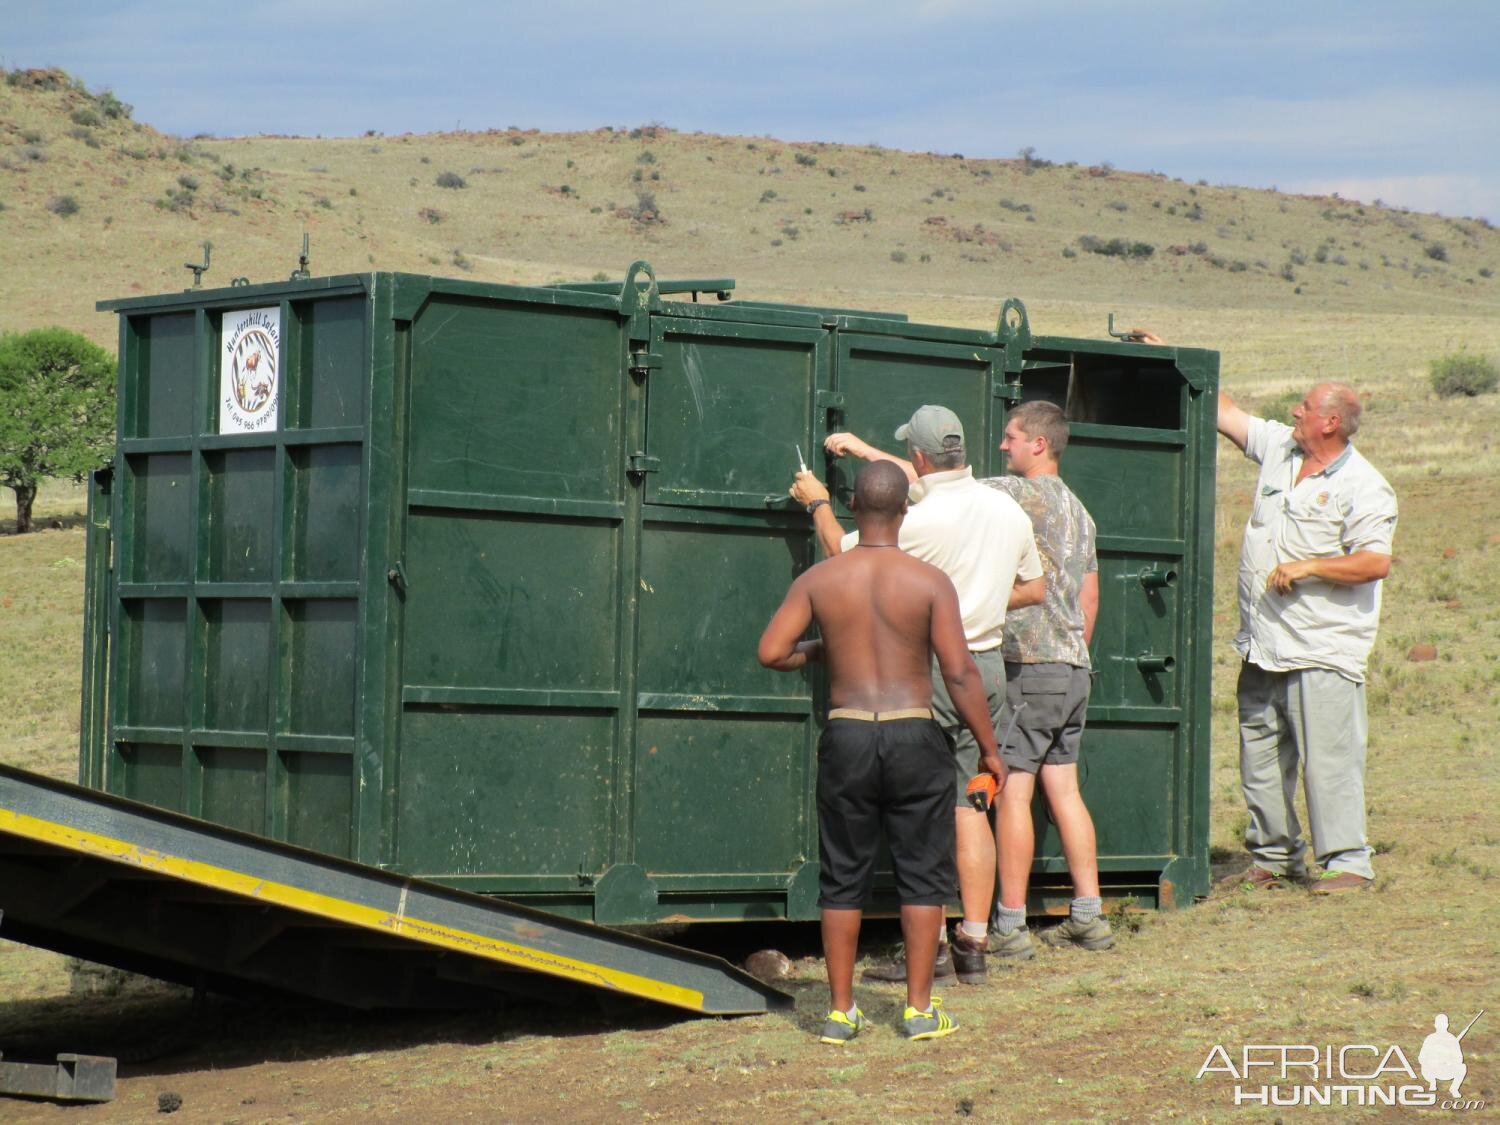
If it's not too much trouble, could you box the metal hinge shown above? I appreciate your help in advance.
[991,373,1022,403]
[628,352,662,379]
[626,453,661,477]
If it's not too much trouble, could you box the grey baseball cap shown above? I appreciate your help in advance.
[895,404,965,456]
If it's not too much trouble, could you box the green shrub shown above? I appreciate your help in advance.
[1077,235,1153,259]
[94,89,131,119]
[45,195,79,217]
[1425,242,1449,262]
[69,107,101,128]
[435,171,466,189]
[1428,353,1498,398]
[794,152,817,167]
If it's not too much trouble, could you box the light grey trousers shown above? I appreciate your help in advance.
[1236,662,1375,879]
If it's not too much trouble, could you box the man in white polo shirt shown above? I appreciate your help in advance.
[791,405,1044,982]
[1218,382,1396,893]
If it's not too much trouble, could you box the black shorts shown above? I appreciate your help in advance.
[816,717,958,909]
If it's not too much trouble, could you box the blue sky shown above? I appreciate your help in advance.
[7,0,1498,220]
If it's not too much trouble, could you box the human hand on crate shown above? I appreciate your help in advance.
[789,470,830,507]
[824,431,878,460]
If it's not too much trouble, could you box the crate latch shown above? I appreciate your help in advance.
[628,352,662,380]
[626,453,661,478]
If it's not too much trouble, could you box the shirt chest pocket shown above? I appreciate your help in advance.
[1249,491,1278,529]
[1279,501,1343,558]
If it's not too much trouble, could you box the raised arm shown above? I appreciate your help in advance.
[757,576,823,670]
[825,432,918,484]
[789,471,848,556]
[930,578,1007,787]
[1218,390,1252,453]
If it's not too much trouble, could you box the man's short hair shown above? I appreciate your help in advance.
[1009,400,1070,459]
[1319,382,1362,438]
[854,461,910,516]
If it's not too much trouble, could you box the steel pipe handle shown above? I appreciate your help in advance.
[1138,566,1178,589]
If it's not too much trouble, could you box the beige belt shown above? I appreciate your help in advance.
[827,707,934,722]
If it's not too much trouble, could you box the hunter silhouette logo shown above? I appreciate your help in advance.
[1421,1011,1482,1097]
[1197,1009,1486,1109]
[220,307,281,433]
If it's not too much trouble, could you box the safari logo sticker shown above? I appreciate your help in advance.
[220,306,281,433]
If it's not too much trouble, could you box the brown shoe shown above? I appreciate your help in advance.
[860,941,955,983]
[1310,871,1373,894]
[1220,865,1296,891]
[949,930,987,985]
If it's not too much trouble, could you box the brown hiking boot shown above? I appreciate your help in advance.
[860,941,955,984]
[949,930,987,985]
[1310,871,1374,894]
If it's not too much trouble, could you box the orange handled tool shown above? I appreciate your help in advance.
[965,773,998,812]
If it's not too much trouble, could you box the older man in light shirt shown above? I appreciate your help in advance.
[1218,382,1396,893]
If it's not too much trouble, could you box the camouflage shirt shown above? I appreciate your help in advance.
[982,474,1097,667]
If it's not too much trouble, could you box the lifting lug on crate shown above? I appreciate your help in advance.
[183,242,211,289]
[289,232,311,280]
[996,297,1032,373]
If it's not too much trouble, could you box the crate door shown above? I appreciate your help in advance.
[829,335,1004,506]
[630,315,828,901]
[644,318,830,510]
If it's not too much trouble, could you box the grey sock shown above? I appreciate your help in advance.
[1071,896,1103,924]
[995,905,1026,935]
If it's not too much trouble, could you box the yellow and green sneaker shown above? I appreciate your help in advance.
[901,996,959,1041]
[818,1006,868,1044]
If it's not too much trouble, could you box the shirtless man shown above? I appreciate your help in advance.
[759,461,1006,1044]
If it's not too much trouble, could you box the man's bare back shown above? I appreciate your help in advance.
[787,546,961,712]
[758,461,1004,779]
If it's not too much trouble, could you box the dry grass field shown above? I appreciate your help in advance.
[1,68,1497,1121]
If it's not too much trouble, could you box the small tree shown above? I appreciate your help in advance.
[1429,352,1498,398]
[0,328,116,533]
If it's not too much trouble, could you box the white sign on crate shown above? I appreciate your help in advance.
[220,306,281,434]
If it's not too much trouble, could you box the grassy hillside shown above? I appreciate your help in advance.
[2,66,1498,351]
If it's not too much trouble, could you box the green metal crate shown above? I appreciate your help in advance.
[89,263,1217,922]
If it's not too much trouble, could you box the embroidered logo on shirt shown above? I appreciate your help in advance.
[1316,491,1330,506]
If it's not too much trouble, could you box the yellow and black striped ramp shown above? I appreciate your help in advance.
[0,765,791,1016]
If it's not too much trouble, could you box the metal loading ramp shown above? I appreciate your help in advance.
[0,765,791,1016]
